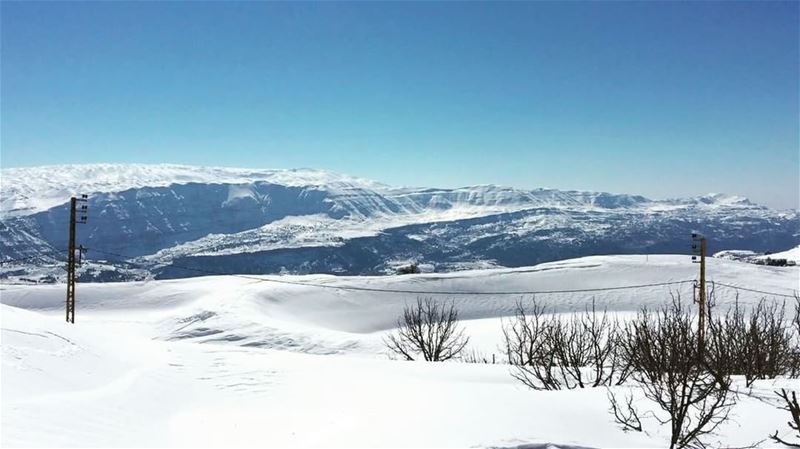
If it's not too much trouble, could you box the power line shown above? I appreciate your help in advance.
[9,247,792,299]
[712,281,798,299]
[85,246,695,296]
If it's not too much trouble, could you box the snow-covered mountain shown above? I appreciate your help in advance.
[1,164,798,281]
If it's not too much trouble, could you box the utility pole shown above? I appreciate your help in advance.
[691,232,707,354]
[66,195,88,323]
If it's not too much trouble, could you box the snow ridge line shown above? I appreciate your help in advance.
[87,247,695,295]
[5,247,797,298]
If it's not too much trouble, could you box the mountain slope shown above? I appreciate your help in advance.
[1,164,797,281]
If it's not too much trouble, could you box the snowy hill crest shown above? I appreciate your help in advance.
[0,164,385,216]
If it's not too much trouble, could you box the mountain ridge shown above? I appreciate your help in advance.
[0,163,777,216]
[0,164,796,282]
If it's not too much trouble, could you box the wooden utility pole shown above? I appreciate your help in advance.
[691,233,707,353]
[65,195,88,323]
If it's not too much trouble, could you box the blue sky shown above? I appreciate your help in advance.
[2,1,798,208]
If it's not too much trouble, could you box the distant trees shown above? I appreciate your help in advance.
[384,297,469,361]
[757,258,795,267]
[396,263,421,275]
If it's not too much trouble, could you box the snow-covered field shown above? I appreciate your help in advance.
[2,255,798,447]
[758,245,800,263]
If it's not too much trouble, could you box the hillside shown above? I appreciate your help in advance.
[1,164,798,282]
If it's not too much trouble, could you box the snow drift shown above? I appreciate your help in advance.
[2,255,798,447]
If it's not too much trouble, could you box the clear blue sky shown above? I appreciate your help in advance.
[2,1,798,208]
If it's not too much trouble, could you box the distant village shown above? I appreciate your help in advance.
[714,248,799,267]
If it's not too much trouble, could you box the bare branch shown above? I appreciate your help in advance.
[770,389,800,447]
[608,388,643,432]
[615,294,736,449]
[384,297,469,362]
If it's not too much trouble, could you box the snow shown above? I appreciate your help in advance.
[714,245,800,264]
[2,255,798,447]
[141,206,572,262]
[4,164,793,283]
[757,245,800,263]
[0,163,772,219]
[714,249,760,260]
[0,164,385,216]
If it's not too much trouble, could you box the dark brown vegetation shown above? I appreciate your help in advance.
[705,297,796,387]
[502,298,629,390]
[384,297,469,361]
[396,263,421,275]
[770,388,800,448]
[767,295,800,447]
[385,290,799,448]
[502,291,799,449]
[613,296,735,449]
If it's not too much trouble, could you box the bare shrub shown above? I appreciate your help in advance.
[706,297,795,387]
[794,294,800,334]
[551,300,630,388]
[770,388,800,447]
[503,298,628,390]
[612,296,735,449]
[384,297,469,361]
[746,299,794,383]
[705,297,746,385]
[792,294,800,378]
[503,299,557,389]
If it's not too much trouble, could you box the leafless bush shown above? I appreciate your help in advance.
[503,299,555,389]
[612,296,735,449]
[704,297,746,384]
[792,294,800,378]
[503,298,629,390]
[552,300,630,388]
[747,299,794,383]
[770,389,800,447]
[794,294,800,335]
[384,297,469,361]
[706,297,795,387]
